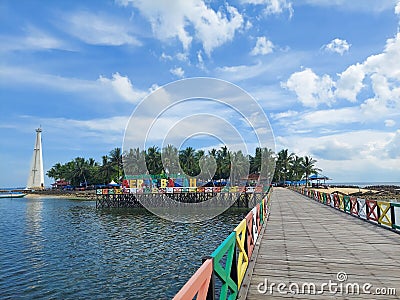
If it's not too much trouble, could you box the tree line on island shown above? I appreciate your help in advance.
[46,146,321,188]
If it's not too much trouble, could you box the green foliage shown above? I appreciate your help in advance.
[272,149,322,185]
[47,146,320,187]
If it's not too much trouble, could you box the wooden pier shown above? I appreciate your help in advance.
[242,188,400,299]
[96,190,266,209]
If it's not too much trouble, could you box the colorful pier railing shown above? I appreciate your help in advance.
[290,186,400,233]
[173,188,272,300]
[96,186,268,209]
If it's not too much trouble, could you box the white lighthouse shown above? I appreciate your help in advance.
[27,128,44,190]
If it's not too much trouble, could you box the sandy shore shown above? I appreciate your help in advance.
[311,186,400,201]
[25,191,96,200]
[312,187,379,195]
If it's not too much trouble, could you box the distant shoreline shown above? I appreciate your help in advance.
[24,190,96,201]
[3,182,400,202]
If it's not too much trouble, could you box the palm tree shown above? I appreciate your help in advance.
[230,150,249,185]
[123,147,146,175]
[100,155,113,184]
[162,144,180,175]
[290,155,305,182]
[217,146,230,179]
[71,157,89,187]
[146,146,162,175]
[109,147,123,179]
[179,147,196,176]
[198,153,217,182]
[249,147,275,182]
[277,149,294,185]
[302,156,321,187]
[46,162,64,181]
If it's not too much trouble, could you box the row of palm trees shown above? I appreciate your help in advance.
[47,146,321,187]
[273,149,321,186]
[123,145,276,184]
[46,148,123,187]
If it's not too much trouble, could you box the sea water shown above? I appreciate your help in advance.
[0,196,247,299]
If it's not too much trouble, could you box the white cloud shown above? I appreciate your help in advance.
[197,50,205,70]
[170,67,185,78]
[324,38,351,55]
[98,72,147,103]
[289,107,361,130]
[160,52,173,61]
[286,33,400,118]
[216,51,304,82]
[396,0,400,14]
[335,63,365,102]
[64,116,129,133]
[284,68,335,107]
[275,129,400,181]
[386,130,400,158]
[298,0,397,13]
[216,62,266,81]
[385,119,396,127]
[251,36,274,56]
[270,110,299,120]
[117,0,243,55]
[0,65,148,104]
[61,11,141,46]
[264,0,293,16]
[311,139,357,160]
[241,0,293,17]
[0,26,70,52]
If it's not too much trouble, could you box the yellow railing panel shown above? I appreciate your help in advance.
[234,218,248,288]
[377,201,392,227]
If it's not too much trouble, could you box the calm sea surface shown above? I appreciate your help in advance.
[0,197,248,299]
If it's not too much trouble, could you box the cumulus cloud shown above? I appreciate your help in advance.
[286,33,400,117]
[251,36,274,56]
[118,0,243,55]
[170,67,185,78]
[241,0,293,17]
[324,38,351,55]
[283,68,335,107]
[395,0,400,15]
[335,63,365,102]
[98,72,147,102]
[264,0,293,16]
[275,129,400,181]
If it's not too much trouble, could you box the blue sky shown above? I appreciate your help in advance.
[1,0,400,187]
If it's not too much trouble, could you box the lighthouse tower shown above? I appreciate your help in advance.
[27,128,44,190]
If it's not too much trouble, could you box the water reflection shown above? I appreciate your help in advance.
[25,198,44,250]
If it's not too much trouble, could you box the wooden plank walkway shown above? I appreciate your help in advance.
[245,188,400,299]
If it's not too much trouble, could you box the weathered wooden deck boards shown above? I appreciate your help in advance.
[245,188,400,299]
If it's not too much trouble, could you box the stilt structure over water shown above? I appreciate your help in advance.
[27,128,44,190]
